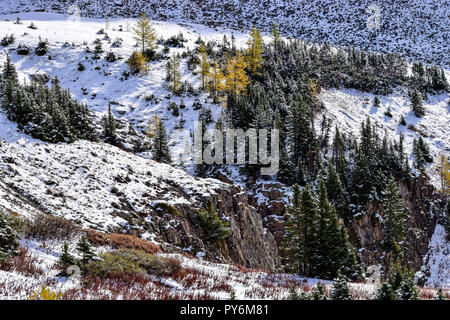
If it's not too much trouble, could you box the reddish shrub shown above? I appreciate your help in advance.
[86,230,160,254]
[0,247,44,277]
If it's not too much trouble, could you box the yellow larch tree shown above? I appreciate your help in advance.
[225,52,249,96]
[245,25,263,76]
[207,59,226,103]
[145,113,161,141]
[133,12,157,53]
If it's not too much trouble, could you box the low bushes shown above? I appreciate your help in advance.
[85,249,180,278]
[24,214,80,241]
[86,230,160,254]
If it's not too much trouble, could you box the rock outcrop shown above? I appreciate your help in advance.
[352,173,445,273]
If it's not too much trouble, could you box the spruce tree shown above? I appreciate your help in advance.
[331,272,352,300]
[310,283,327,300]
[102,102,117,145]
[410,89,425,117]
[435,288,446,300]
[271,23,281,50]
[58,242,77,276]
[287,97,315,169]
[167,54,182,94]
[382,176,406,258]
[76,236,95,266]
[283,184,305,274]
[152,119,171,164]
[0,214,18,262]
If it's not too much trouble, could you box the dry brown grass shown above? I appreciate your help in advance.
[85,230,161,254]
[0,247,44,277]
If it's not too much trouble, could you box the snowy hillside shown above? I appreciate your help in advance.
[0,11,449,298]
[0,0,448,67]
[0,12,447,185]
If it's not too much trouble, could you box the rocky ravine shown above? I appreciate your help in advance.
[0,138,279,271]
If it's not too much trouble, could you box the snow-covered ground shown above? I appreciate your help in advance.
[0,13,448,295]
[0,12,447,185]
[0,0,448,67]
[421,224,450,289]
[0,234,376,300]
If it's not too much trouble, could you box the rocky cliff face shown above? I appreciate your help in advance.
[248,174,444,277]
[352,173,444,274]
[145,186,280,271]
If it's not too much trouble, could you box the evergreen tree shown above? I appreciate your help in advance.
[310,283,327,300]
[326,161,349,220]
[287,97,315,170]
[375,263,419,300]
[76,236,95,266]
[102,102,117,145]
[413,138,425,170]
[271,23,281,50]
[435,288,446,300]
[167,54,182,94]
[373,96,381,108]
[331,272,352,300]
[288,285,301,300]
[133,12,156,53]
[152,119,171,164]
[410,89,425,117]
[58,242,77,276]
[382,176,406,258]
[0,214,18,262]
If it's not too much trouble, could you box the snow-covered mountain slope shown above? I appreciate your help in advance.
[0,0,448,67]
[0,13,447,186]
[0,13,448,290]
[319,88,450,188]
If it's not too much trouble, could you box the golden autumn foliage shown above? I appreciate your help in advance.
[309,79,320,97]
[245,26,263,76]
[224,52,249,96]
[437,154,450,195]
[207,59,226,103]
[133,12,157,53]
[29,286,63,300]
[127,51,148,74]
[145,113,161,140]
